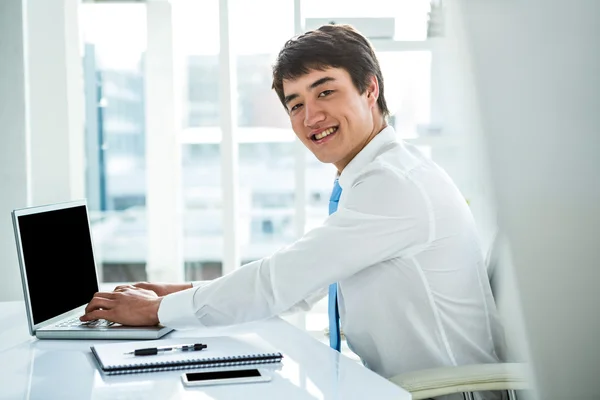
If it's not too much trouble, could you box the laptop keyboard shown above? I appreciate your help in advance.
[55,316,116,328]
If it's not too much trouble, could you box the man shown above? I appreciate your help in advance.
[82,24,505,390]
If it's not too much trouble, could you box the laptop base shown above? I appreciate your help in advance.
[36,325,174,340]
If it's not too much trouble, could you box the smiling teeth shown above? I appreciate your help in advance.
[315,127,337,140]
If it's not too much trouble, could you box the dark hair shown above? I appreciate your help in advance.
[272,24,390,119]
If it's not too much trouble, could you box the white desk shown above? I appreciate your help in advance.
[0,301,411,399]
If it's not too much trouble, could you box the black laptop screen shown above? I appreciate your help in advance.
[17,205,99,325]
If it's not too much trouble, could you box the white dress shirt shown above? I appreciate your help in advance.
[159,126,506,382]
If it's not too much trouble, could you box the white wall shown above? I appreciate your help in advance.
[27,0,85,205]
[433,1,498,253]
[0,0,85,302]
[459,0,600,399]
[145,1,184,282]
[443,1,533,373]
[0,0,30,302]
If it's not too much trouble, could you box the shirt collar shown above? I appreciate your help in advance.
[338,125,397,189]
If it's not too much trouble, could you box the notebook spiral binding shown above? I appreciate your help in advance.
[104,352,284,375]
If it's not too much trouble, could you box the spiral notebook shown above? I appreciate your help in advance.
[90,334,284,375]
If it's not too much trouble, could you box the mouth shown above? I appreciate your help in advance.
[311,126,339,143]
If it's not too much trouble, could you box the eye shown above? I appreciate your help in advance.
[290,103,303,113]
[318,90,334,98]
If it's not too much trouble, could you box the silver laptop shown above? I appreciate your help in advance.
[11,199,173,340]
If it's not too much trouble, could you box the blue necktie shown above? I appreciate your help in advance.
[328,179,342,351]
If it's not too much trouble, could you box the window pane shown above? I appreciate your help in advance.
[172,0,220,129]
[236,55,290,128]
[306,153,337,232]
[184,53,290,130]
[80,3,148,283]
[379,51,432,138]
[230,0,293,128]
[185,55,219,128]
[173,1,224,279]
[240,141,296,263]
[230,0,296,263]
[181,142,224,280]
[180,0,293,129]
[302,0,431,41]
[231,0,294,55]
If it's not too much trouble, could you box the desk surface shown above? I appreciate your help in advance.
[0,301,410,400]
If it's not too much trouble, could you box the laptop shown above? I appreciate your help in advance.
[11,199,174,340]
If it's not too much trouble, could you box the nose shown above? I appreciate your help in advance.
[304,101,326,128]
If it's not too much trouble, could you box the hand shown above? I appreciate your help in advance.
[114,282,192,297]
[80,286,162,326]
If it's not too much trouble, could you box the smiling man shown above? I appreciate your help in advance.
[280,68,383,171]
[81,24,505,398]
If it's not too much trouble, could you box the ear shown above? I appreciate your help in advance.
[365,75,379,108]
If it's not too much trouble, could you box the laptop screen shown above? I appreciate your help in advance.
[16,204,99,325]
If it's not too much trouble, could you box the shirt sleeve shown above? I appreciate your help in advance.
[158,165,430,329]
[279,286,328,316]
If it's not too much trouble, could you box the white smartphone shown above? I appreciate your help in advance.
[181,368,272,387]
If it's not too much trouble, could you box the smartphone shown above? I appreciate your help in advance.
[181,368,272,387]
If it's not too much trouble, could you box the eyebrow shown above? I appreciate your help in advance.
[283,76,337,106]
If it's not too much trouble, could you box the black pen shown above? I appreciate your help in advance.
[124,343,207,356]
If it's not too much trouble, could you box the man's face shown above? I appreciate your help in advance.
[282,67,379,171]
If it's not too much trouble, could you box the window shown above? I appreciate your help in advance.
[181,142,223,280]
[240,141,296,260]
[231,0,298,264]
[379,51,432,139]
[80,3,148,283]
[81,0,474,361]
[172,0,224,280]
[172,0,220,129]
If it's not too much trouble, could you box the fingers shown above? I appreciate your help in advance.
[114,284,151,293]
[80,309,111,322]
[133,282,152,290]
[94,291,118,299]
[84,293,116,314]
[114,284,134,292]
[81,292,119,321]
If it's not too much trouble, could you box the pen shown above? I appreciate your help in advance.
[124,343,207,356]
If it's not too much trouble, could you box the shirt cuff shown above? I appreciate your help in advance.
[157,287,206,329]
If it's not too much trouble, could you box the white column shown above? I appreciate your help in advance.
[289,0,308,331]
[0,0,84,302]
[429,42,445,135]
[145,1,184,282]
[293,0,308,239]
[443,0,497,249]
[27,0,85,205]
[219,0,240,275]
[0,0,29,302]
[460,1,600,398]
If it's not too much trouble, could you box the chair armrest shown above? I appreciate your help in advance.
[388,362,531,400]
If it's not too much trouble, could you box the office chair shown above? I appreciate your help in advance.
[388,232,533,400]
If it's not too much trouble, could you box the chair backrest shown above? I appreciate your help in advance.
[485,231,531,363]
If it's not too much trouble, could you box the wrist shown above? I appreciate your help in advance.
[164,283,193,295]
[153,296,163,325]
[177,283,193,292]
